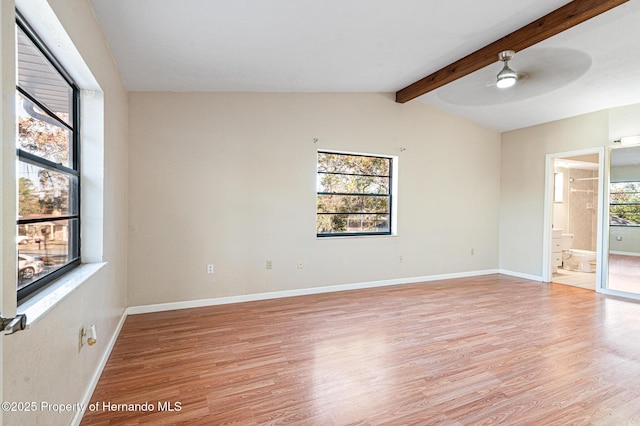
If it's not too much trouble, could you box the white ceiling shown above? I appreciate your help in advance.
[89,0,640,132]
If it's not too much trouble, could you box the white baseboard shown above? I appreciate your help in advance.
[610,250,640,257]
[127,269,501,315]
[498,269,544,282]
[71,309,128,426]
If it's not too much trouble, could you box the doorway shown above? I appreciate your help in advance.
[544,148,604,289]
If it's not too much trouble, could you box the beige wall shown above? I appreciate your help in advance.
[500,111,609,277]
[128,92,501,306]
[567,168,599,251]
[609,103,640,141]
[500,103,640,277]
[610,226,640,254]
[3,1,128,425]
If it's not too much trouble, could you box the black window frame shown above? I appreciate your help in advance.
[609,181,640,227]
[316,151,393,237]
[16,11,81,302]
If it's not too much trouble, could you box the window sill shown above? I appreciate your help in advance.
[18,262,107,327]
[316,234,398,240]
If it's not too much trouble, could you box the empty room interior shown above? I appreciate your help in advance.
[3,0,640,424]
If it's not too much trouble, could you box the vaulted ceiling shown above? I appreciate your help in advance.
[89,0,640,132]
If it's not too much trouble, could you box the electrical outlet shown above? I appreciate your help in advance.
[398,255,403,263]
[470,248,475,255]
[266,260,273,269]
[207,264,214,274]
[297,259,304,269]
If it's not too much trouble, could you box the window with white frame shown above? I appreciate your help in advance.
[317,151,394,237]
[16,13,81,301]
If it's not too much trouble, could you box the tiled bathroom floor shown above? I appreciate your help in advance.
[553,268,596,290]
[552,255,640,295]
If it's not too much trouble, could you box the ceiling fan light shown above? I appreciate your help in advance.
[496,65,517,88]
[496,50,517,89]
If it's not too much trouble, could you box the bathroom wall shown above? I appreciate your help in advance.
[552,162,598,252]
[568,167,598,251]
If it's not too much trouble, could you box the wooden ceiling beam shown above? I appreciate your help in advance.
[395,0,629,104]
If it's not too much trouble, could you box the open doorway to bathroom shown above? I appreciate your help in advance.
[545,149,604,290]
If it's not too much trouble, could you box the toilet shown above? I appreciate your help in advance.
[561,234,597,273]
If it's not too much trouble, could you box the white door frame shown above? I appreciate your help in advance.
[542,147,605,289]
[598,145,640,301]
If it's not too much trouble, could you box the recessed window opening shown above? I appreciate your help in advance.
[16,12,81,301]
[317,151,394,237]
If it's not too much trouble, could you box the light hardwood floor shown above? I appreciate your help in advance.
[81,274,640,425]
[608,254,640,295]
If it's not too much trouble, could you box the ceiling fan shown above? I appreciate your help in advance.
[486,50,528,88]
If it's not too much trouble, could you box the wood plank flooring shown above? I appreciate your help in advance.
[609,254,640,294]
[81,275,640,425]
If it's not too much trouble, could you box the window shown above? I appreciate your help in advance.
[16,13,81,301]
[317,151,393,237]
[610,182,640,227]
[553,172,563,203]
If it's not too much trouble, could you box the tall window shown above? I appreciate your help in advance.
[16,14,81,301]
[610,182,640,227]
[317,151,393,237]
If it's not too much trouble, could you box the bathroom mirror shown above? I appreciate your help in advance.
[607,145,640,295]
